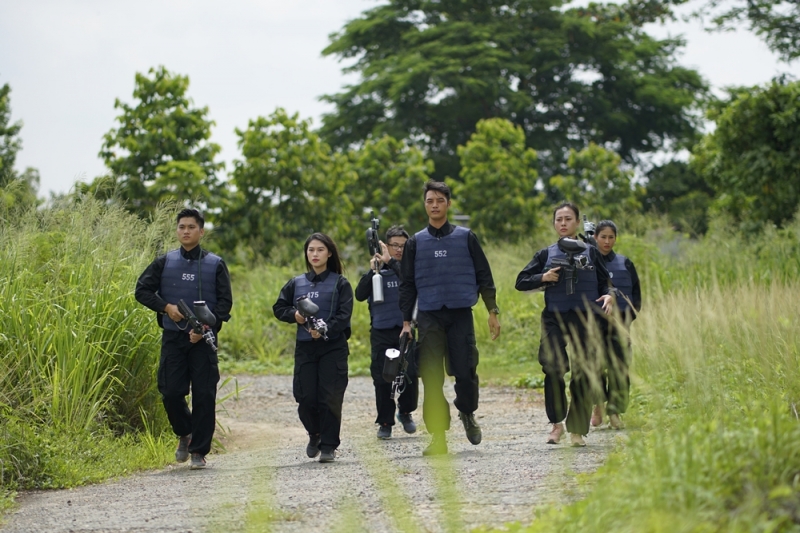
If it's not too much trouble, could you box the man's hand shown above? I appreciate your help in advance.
[309,328,321,340]
[400,321,412,338]
[378,241,392,264]
[165,303,184,322]
[542,267,561,283]
[597,294,614,315]
[294,310,307,324]
[188,330,203,343]
[488,313,501,340]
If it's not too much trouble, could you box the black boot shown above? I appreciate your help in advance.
[306,433,321,458]
[459,412,482,445]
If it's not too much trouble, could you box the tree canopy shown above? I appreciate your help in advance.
[321,0,707,180]
[348,135,433,233]
[98,66,223,218]
[216,109,357,258]
[0,83,22,180]
[451,118,541,240]
[0,83,39,211]
[549,143,642,221]
[627,0,800,62]
[691,79,800,228]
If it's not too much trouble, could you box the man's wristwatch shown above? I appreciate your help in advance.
[489,307,500,315]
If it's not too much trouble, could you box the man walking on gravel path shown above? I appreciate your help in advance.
[355,224,420,440]
[399,181,501,456]
[135,208,233,469]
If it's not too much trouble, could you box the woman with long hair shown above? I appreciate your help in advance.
[273,233,353,463]
[590,220,642,430]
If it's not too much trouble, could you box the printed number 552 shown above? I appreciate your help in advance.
[434,250,447,258]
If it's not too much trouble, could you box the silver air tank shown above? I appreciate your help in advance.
[372,269,384,303]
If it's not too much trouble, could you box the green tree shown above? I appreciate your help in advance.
[549,143,642,220]
[627,0,800,62]
[0,83,22,179]
[218,109,356,258]
[321,0,706,180]
[348,135,433,233]
[691,79,800,227]
[450,118,541,240]
[0,83,40,211]
[98,66,223,217]
[643,160,714,235]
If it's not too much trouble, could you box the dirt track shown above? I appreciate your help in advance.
[0,375,620,532]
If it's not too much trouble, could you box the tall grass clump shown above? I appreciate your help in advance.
[492,239,800,530]
[0,197,176,501]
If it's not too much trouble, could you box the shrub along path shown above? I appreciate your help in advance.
[0,375,618,532]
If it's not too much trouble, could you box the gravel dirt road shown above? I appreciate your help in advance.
[0,375,619,532]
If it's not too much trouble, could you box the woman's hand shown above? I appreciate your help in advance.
[596,294,614,315]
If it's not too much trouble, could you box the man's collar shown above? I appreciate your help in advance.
[180,245,202,260]
[428,220,452,236]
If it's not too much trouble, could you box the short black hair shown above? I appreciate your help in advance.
[423,180,451,201]
[176,208,204,228]
[596,220,618,236]
[385,225,409,241]
[552,202,579,222]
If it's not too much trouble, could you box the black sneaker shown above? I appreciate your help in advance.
[459,412,482,445]
[189,453,207,470]
[377,424,392,439]
[175,434,191,463]
[319,449,336,463]
[306,434,321,458]
[422,432,448,456]
[397,412,417,434]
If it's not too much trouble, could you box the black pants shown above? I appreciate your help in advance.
[537,310,604,435]
[293,336,349,452]
[370,326,419,426]
[158,329,220,456]
[417,308,479,434]
[601,319,631,415]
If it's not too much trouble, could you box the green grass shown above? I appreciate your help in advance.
[487,281,800,531]
[0,197,175,494]
[3,193,800,532]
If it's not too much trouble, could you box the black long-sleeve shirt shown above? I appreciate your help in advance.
[273,269,354,340]
[355,258,401,302]
[515,243,611,298]
[602,250,642,313]
[398,221,498,320]
[135,245,233,331]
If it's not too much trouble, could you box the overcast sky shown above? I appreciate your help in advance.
[1,0,799,196]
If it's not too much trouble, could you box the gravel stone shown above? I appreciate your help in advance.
[0,375,619,532]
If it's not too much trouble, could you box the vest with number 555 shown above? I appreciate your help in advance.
[159,249,220,331]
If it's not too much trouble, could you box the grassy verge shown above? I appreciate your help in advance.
[0,198,176,499]
[485,279,800,532]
